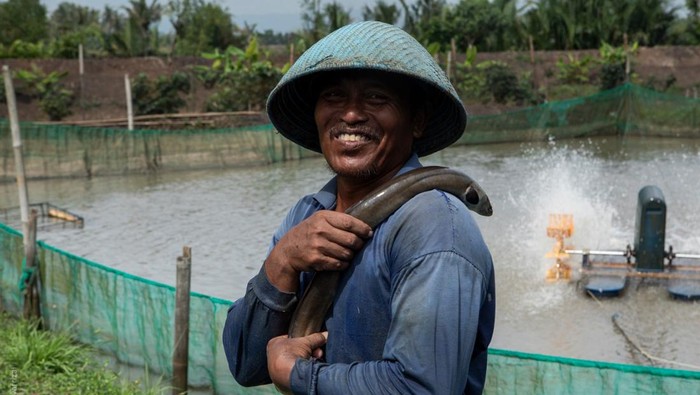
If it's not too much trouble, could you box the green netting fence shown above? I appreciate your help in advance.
[2,83,700,181]
[2,218,700,393]
[456,83,700,145]
[0,122,318,182]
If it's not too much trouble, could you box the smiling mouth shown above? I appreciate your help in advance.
[337,133,371,142]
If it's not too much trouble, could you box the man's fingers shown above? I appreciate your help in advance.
[305,331,328,350]
[323,211,373,239]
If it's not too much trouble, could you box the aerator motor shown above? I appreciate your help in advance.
[545,185,700,300]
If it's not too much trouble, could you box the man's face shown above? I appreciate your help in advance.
[314,72,421,182]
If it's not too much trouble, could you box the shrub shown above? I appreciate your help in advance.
[205,64,281,112]
[556,54,594,84]
[598,41,638,91]
[131,72,191,115]
[479,62,541,105]
[0,313,166,394]
[14,64,74,120]
[197,37,284,112]
[40,88,74,121]
[0,40,49,59]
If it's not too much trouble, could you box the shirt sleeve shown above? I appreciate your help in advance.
[222,267,298,386]
[222,193,330,387]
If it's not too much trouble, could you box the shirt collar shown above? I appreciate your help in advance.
[313,153,422,210]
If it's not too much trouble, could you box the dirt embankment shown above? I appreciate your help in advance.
[2,46,700,124]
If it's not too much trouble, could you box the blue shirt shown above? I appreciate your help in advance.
[223,155,496,394]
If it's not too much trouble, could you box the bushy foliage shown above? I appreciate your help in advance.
[482,62,534,105]
[0,40,49,59]
[169,0,246,56]
[455,47,541,106]
[49,27,105,58]
[131,71,191,115]
[599,63,627,91]
[598,41,638,91]
[14,65,75,120]
[195,37,284,112]
[556,54,594,84]
[0,0,48,46]
[0,313,166,394]
[205,64,281,112]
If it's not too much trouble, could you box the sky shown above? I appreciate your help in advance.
[40,0,689,33]
[39,0,428,33]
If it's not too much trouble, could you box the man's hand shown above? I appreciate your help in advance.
[265,211,372,292]
[267,332,328,393]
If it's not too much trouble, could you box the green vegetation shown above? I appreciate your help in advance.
[1,0,698,118]
[132,72,190,115]
[0,0,698,59]
[0,313,166,394]
[195,37,283,112]
[14,65,75,121]
[167,0,247,55]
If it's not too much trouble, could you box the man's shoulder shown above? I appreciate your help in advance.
[394,189,475,225]
[384,189,485,249]
[384,190,479,246]
[377,188,492,278]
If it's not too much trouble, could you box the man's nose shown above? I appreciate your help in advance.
[340,99,368,124]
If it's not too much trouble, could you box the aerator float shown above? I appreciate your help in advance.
[546,185,700,300]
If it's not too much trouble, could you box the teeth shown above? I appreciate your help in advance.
[338,133,367,142]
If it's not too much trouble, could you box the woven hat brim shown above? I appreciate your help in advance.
[267,68,467,157]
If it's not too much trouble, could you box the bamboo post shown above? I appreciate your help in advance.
[289,42,295,65]
[22,210,41,325]
[529,35,538,90]
[173,246,192,395]
[4,65,41,323]
[3,66,31,252]
[623,33,630,82]
[125,74,134,131]
[79,44,85,120]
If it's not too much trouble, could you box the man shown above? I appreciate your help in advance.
[223,21,495,394]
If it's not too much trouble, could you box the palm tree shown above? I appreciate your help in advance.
[123,0,162,55]
[362,0,401,25]
[50,3,100,35]
[324,1,352,32]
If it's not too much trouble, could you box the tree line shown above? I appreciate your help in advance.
[1,0,699,59]
[1,0,697,122]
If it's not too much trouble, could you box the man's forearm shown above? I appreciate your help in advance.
[222,268,297,386]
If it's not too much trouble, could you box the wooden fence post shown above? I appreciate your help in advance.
[22,210,42,325]
[125,74,134,131]
[4,65,41,324]
[79,43,85,120]
[173,246,192,394]
[529,35,538,91]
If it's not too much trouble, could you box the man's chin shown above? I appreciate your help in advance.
[326,162,378,180]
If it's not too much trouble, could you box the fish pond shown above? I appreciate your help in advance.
[2,135,699,371]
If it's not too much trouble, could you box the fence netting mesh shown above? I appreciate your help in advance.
[2,224,699,393]
[1,83,700,393]
[2,83,699,181]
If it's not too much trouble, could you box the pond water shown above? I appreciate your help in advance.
[2,136,699,371]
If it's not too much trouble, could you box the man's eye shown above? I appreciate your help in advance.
[366,93,389,103]
[320,90,344,101]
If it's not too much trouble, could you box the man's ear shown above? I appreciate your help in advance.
[412,108,427,139]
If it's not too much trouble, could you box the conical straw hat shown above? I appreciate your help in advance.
[266,21,467,157]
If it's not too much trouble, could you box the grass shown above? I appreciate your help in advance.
[0,312,168,395]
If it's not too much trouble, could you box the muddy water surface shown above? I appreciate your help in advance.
[2,136,699,371]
